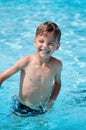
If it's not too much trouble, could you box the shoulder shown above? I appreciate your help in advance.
[17,56,30,64]
[20,54,34,62]
[14,55,33,69]
[19,55,32,62]
[51,57,62,68]
[50,57,62,75]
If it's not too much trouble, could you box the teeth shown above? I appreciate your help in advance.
[41,49,49,53]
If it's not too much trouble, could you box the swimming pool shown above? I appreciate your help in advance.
[0,0,86,129]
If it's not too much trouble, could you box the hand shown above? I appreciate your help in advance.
[46,99,55,111]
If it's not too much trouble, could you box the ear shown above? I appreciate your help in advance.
[56,43,60,50]
[34,38,36,46]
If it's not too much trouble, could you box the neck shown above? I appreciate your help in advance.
[35,53,51,65]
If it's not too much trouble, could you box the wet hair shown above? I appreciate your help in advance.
[35,22,61,44]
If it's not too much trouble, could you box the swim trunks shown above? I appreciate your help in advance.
[11,96,47,117]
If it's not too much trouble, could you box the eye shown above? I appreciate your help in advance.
[48,42,54,45]
[39,40,44,43]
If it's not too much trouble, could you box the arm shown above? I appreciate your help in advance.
[50,81,61,100]
[46,61,62,109]
[0,57,28,86]
[0,65,19,86]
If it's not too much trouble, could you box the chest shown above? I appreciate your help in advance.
[25,64,55,84]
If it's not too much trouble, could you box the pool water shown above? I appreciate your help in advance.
[0,0,86,130]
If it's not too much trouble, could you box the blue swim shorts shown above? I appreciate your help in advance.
[11,96,47,117]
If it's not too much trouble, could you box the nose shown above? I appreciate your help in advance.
[43,42,48,48]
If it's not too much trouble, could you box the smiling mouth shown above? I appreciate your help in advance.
[40,49,50,54]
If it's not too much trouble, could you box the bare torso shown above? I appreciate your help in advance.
[18,54,58,107]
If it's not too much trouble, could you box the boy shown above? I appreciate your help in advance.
[0,22,62,117]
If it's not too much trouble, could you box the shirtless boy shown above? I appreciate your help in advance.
[0,22,62,117]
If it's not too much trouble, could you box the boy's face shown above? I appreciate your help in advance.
[34,32,60,59]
